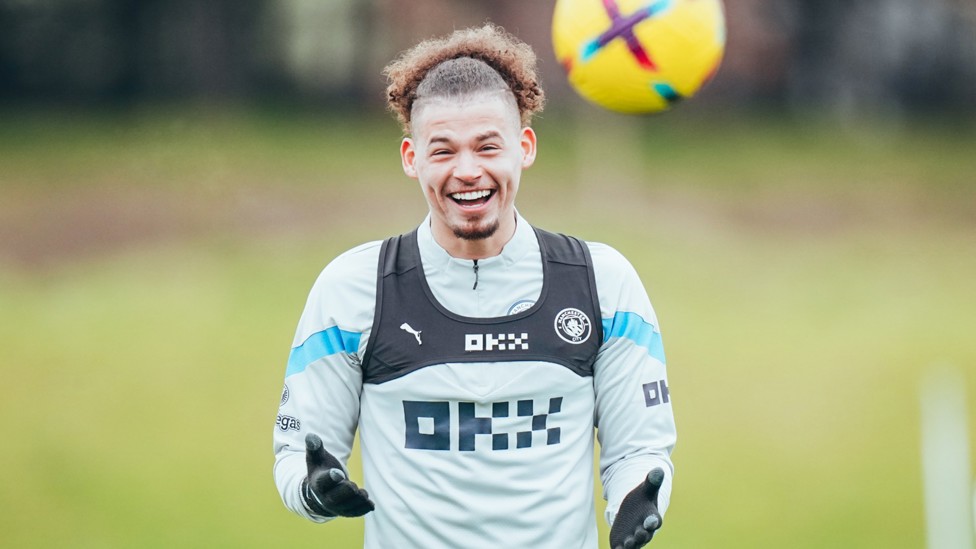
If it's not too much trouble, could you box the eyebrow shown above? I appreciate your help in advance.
[427,135,452,146]
[427,130,503,147]
[475,130,503,141]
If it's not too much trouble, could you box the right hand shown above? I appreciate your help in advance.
[301,433,375,517]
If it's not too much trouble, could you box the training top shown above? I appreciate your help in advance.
[273,213,676,549]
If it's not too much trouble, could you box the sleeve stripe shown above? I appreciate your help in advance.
[286,327,362,377]
[601,312,666,364]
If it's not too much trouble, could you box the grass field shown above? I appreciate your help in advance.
[1,106,974,547]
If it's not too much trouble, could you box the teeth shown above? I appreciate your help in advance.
[451,190,491,201]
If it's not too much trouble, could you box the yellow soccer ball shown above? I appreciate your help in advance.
[552,0,726,114]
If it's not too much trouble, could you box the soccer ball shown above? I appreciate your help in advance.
[552,0,726,114]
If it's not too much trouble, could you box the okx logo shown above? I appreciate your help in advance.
[403,397,563,451]
[464,332,529,352]
[642,379,671,407]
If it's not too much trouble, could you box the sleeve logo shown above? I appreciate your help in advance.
[276,414,301,432]
[554,308,592,344]
[642,380,671,407]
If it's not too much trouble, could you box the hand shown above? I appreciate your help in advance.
[609,468,665,549]
[301,433,375,517]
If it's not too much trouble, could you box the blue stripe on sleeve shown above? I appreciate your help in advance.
[285,327,361,378]
[602,312,666,364]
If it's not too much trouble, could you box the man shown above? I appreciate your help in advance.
[273,24,676,549]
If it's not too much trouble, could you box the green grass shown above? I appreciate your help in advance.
[1,107,974,547]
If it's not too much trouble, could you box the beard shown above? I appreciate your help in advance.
[452,218,499,241]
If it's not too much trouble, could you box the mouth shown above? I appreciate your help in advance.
[449,189,495,208]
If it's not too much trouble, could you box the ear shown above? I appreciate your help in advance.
[520,127,537,169]
[400,137,418,179]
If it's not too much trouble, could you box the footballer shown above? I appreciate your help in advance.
[273,23,676,549]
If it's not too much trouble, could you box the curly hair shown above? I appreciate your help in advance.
[384,23,545,133]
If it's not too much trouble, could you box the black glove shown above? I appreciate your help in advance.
[301,433,375,517]
[609,468,665,549]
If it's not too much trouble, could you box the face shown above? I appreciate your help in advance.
[400,92,536,258]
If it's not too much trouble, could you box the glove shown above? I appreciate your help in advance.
[609,468,665,549]
[301,433,375,517]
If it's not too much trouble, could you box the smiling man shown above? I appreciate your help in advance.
[273,24,676,549]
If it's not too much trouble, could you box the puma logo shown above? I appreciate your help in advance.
[399,322,423,345]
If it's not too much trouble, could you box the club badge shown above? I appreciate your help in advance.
[508,300,535,315]
[554,307,592,344]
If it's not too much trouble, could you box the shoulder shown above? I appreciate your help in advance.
[296,240,383,344]
[585,241,640,284]
[536,228,632,274]
[583,240,656,321]
[326,240,384,273]
[312,240,383,290]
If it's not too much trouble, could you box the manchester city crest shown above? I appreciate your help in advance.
[554,308,592,344]
[507,300,535,315]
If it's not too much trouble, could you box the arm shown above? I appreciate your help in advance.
[589,243,677,537]
[272,242,380,521]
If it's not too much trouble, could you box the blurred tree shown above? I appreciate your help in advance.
[782,0,976,115]
[106,0,285,101]
[0,0,973,114]
[0,0,285,103]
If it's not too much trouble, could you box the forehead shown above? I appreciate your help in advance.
[411,92,521,142]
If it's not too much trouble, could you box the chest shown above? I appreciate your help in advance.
[362,228,603,385]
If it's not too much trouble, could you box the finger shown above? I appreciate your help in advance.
[325,479,359,507]
[643,514,661,532]
[305,432,322,452]
[330,485,374,515]
[623,537,635,549]
[341,491,376,517]
[309,467,346,495]
[632,528,650,545]
[305,433,327,469]
[642,468,665,503]
[305,433,343,473]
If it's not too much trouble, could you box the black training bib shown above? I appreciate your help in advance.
[362,227,602,384]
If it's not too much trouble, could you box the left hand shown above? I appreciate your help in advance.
[609,468,665,549]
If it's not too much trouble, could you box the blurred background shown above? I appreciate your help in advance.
[1,0,974,547]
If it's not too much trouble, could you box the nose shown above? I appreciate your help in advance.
[452,151,482,182]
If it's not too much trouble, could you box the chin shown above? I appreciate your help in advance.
[452,220,499,241]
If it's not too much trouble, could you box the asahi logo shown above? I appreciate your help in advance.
[554,308,591,344]
[464,332,529,352]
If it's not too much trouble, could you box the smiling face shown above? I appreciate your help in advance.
[400,91,537,259]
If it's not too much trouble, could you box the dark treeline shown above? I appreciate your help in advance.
[1,0,974,114]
